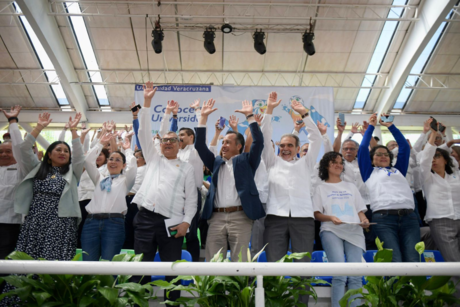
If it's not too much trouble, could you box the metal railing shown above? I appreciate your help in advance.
[1,261,459,307]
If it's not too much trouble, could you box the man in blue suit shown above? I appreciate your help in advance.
[195,99,265,262]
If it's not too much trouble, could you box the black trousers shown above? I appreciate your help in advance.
[123,195,139,249]
[131,209,184,306]
[77,199,91,248]
[0,223,21,293]
[364,204,377,250]
[185,188,202,262]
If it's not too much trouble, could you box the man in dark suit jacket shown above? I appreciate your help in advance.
[195,99,265,262]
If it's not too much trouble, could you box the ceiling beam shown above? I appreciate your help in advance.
[15,0,89,121]
[374,0,457,116]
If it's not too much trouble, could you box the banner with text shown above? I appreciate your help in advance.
[134,85,335,157]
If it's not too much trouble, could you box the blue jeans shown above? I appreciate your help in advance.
[372,211,420,262]
[320,231,363,307]
[81,217,125,261]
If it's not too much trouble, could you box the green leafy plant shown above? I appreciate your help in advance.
[0,251,157,307]
[339,238,460,307]
[154,246,327,307]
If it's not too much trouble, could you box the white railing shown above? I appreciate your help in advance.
[1,261,459,307]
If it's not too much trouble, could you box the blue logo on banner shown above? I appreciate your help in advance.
[134,84,211,92]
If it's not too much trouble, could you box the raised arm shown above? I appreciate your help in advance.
[67,113,85,180]
[413,119,430,153]
[235,100,262,171]
[380,115,410,176]
[195,98,218,171]
[419,123,438,186]
[138,82,159,163]
[122,138,137,192]
[159,100,178,137]
[358,113,376,183]
[58,124,68,142]
[333,116,345,153]
[84,137,107,185]
[260,92,281,169]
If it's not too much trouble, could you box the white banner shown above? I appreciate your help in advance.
[134,85,335,158]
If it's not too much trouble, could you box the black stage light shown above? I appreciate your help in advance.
[203,26,216,54]
[221,23,233,34]
[303,31,315,56]
[151,27,164,54]
[253,30,266,55]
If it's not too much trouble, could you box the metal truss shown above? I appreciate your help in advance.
[69,69,388,89]
[48,1,420,26]
[0,68,59,85]
[0,1,20,16]
[405,73,460,90]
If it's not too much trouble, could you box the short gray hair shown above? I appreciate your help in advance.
[280,134,300,147]
[342,139,359,148]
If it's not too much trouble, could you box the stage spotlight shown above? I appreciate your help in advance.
[203,26,216,54]
[151,27,164,54]
[303,32,315,56]
[221,23,233,34]
[253,30,266,55]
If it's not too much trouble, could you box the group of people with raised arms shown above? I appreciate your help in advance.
[1,81,459,306]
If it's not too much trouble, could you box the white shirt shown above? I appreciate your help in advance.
[78,164,108,201]
[313,181,367,251]
[214,156,242,208]
[420,143,460,222]
[1,122,30,224]
[342,159,371,204]
[133,108,197,225]
[130,165,146,194]
[84,143,137,214]
[178,144,204,189]
[261,114,323,218]
[365,167,415,212]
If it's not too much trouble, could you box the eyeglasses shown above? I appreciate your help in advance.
[375,152,390,157]
[161,137,179,144]
[108,157,123,163]
[433,153,443,159]
[330,161,345,165]
[343,147,357,152]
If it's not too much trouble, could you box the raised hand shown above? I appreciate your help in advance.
[294,119,305,132]
[379,113,393,128]
[427,118,436,133]
[254,114,263,126]
[130,101,140,117]
[291,100,308,116]
[201,98,217,117]
[406,138,412,149]
[214,119,223,132]
[190,99,200,110]
[105,120,115,132]
[1,105,21,119]
[125,124,132,132]
[336,117,346,132]
[351,122,360,134]
[125,130,134,140]
[359,121,369,136]
[267,92,281,110]
[235,100,253,117]
[68,112,82,129]
[37,112,52,128]
[173,101,179,115]
[423,119,430,134]
[99,132,113,146]
[81,123,92,135]
[368,113,377,127]
[228,115,239,131]
[64,122,70,130]
[143,81,157,101]
[317,121,327,135]
[122,137,131,150]
[165,100,178,114]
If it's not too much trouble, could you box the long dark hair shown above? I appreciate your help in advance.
[432,148,454,175]
[97,148,110,167]
[35,141,71,180]
[369,145,394,167]
[318,151,344,181]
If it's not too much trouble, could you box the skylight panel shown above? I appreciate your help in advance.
[393,20,449,109]
[353,0,407,109]
[15,4,69,106]
[66,2,109,106]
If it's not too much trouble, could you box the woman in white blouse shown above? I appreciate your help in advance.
[81,133,137,261]
[313,151,369,307]
[77,147,109,248]
[420,119,460,265]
